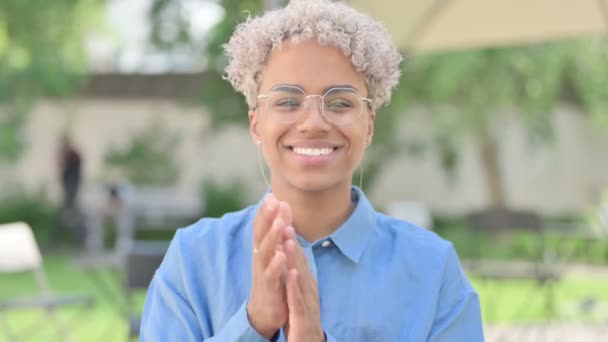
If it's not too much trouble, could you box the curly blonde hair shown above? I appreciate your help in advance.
[223,0,402,111]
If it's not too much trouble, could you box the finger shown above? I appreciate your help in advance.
[284,238,298,271]
[284,237,317,303]
[276,201,292,228]
[284,235,309,273]
[253,193,279,246]
[286,269,304,316]
[257,217,288,268]
[263,247,286,290]
[282,224,296,242]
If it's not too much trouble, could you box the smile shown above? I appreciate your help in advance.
[290,147,337,156]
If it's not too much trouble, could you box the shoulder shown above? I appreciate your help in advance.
[173,205,256,251]
[160,205,256,270]
[373,212,473,293]
[375,212,453,255]
[372,212,459,275]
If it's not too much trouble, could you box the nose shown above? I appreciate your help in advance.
[296,96,331,131]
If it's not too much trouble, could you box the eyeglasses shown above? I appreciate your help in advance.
[256,85,372,126]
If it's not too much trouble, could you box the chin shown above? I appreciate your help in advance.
[286,173,348,193]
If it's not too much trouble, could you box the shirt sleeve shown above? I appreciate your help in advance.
[140,230,269,342]
[427,244,485,342]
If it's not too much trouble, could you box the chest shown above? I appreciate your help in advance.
[312,257,438,341]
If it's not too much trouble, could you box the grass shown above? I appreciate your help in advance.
[1,255,608,341]
[0,255,145,342]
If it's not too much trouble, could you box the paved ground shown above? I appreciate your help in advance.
[485,323,608,341]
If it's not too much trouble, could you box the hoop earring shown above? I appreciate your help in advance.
[255,142,271,190]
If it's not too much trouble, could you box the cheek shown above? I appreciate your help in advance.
[345,126,369,150]
[259,126,286,159]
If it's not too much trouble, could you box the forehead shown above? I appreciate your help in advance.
[259,39,366,95]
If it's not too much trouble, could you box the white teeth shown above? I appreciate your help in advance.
[292,147,334,156]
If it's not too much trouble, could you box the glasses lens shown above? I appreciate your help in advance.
[323,88,363,126]
[264,87,306,123]
[260,86,365,126]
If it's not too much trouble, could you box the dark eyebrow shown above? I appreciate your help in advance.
[322,85,359,94]
[268,84,361,95]
[269,84,304,93]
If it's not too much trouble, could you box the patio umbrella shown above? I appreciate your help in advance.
[348,0,608,54]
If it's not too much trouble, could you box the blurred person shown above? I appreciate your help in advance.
[141,1,484,341]
[85,171,134,258]
[49,134,85,248]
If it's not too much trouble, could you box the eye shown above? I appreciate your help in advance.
[272,97,301,110]
[325,98,354,111]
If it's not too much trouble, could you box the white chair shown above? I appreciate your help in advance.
[0,222,95,342]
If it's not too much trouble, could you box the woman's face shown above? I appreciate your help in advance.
[250,39,375,193]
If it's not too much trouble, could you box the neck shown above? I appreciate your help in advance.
[271,181,354,242]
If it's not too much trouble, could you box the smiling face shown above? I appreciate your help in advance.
[250,39,375,194]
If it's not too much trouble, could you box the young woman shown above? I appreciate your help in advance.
[141,1,484,341]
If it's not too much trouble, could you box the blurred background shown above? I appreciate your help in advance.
[1,0,607,341]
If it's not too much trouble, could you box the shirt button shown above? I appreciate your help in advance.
[321,240,331,248]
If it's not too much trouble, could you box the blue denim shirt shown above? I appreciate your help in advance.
[141,188,484,341]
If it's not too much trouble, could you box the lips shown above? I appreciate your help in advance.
[285,144,341,166]
[290,147,336,156]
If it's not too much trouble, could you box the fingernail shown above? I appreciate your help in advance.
[278,201,287,211]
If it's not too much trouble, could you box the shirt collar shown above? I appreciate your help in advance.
[252,187,377,264]
[328,187,377,264]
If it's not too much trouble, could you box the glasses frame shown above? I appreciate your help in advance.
[256,85,373,126]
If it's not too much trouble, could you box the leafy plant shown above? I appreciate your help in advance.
[393,39,608,208]
[0,0,102,162]
[0,187,56,242]
[104,121,181,186]
[201,178,248,218]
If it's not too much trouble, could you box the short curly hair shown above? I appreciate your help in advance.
[223,0,402,111]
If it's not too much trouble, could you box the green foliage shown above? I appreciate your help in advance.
[0,99,27,161]
[201,0,264,128]
[0,0,101,161]
[0,187,56,241]
[434,217,608,264]
[104,122,181,186]
[199,71,250,128]
[569,39,608,128]
[386,39,608,205]
[201,178,248,218]
[400,43,578,142]
[397,38,608,158]
[583,187,608,236]
[150,0,263,128]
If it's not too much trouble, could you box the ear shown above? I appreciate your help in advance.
[249,110,261,144]
[366,110,376,147]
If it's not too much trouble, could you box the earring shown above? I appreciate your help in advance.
[255,139,271,189]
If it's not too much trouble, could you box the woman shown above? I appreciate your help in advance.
[141,1,484,341]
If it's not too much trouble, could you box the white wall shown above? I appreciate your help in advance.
[370,105,608,215]
[3,99,608,216]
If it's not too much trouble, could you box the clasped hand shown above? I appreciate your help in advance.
[247,194,325,342]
